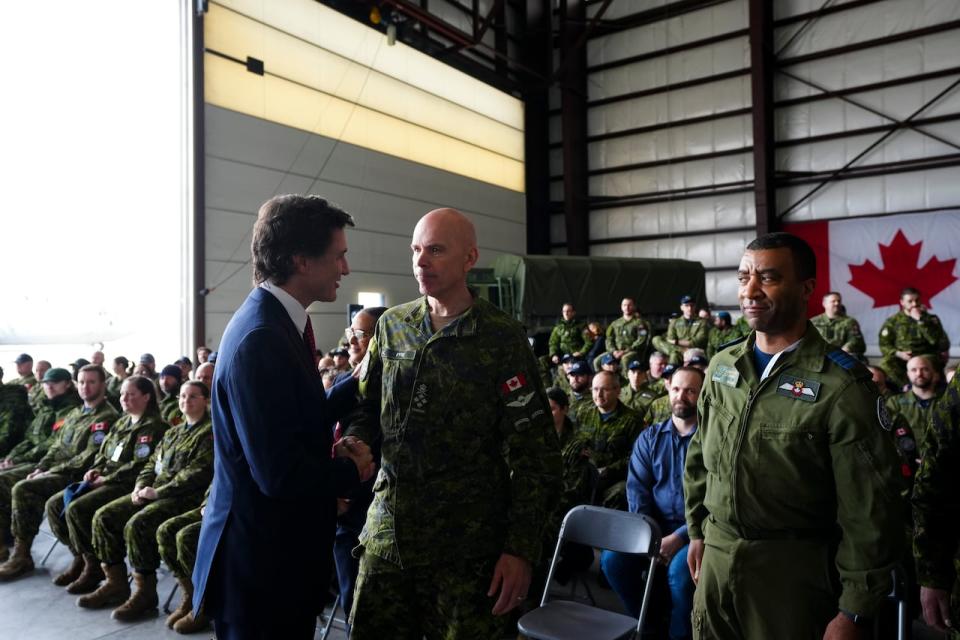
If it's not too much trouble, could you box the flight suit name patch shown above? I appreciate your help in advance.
[776,374,820,402]
[712,366,740,388]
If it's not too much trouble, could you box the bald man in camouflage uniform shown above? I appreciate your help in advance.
[86,398,212,620]
[879,287,951,389]
[913,373,960,638]
[348,208,561,639]
[548,304,590,366]
[0,365,118,581]
[811,292,866,359]
[886,355,944,450]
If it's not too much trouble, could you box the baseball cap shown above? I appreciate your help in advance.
[568,361,591,376]
[680,295,694,305]
[160,365,183,381]
[139,353,156,365]
[14,353,32,364]
[600,353,616,366]
[627,360,643,371]
[42,368,72,383]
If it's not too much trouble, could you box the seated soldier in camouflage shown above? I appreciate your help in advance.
[80,380,213,621]
[707,311,744,359]
[157,483,211,634]
[811,292,866,360]
[886,355,944,452]
[28,361,52,413]
[652,295,709,366]
[158,365,184,426]
[563,371,644,509]
[41,375,168,605]
[879,287,951,389]
[549,303,590,366]
[0,368,81,562]
[0,366,32,458]
[564,360,594,426]
[594,298,652,371]
[0,365,119,581]
[643,365,677,427]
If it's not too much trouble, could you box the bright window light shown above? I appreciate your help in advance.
[358,291,386,308]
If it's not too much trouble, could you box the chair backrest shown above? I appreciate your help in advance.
[559,505,661,555]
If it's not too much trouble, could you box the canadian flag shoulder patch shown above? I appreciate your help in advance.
[500,373,527,395]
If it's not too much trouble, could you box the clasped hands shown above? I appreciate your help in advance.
[131,486,158,505]
[334,435,375,482]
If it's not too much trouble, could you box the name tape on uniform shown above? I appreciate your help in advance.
[711,366,740,388]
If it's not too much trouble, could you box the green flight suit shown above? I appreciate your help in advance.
[912,375,960,640]
[548,318,590,361]
[685,325,904,638]
[45,411,167,556]
[879,310,950,389]
[91,413,213,571]
[707,325,746,360]
[348,295,561,639]
[563,402,643,509]
[811,313,866,358]
[0,384,31,458]
[5,399,119,541]
[886,389,943,453]
[595,316,652,371]
[652,317,710,366]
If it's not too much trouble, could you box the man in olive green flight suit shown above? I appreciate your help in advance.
[348,208,561,639]
[594,298,652,371]
[886,354,943,451]
[549,303,590,365]
[685,232,903,640]
[811,292,866,360]
[653,295,709,366]
[0,365,118,581]
[879,287,951,389]
[912,373,960,639]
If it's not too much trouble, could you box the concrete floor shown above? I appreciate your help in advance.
[0,528,948,640]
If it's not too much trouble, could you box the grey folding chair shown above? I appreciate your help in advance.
[519,505,662,640]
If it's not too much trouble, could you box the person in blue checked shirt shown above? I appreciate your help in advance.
[601,365,703,640]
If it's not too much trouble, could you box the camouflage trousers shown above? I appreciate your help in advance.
[650,336,684,366]
[0,464,34,532]
[45,483,127,556]
[10,472,70,539]
[157,507,202,579]
[350,551,513,640]
[90,494,195,571]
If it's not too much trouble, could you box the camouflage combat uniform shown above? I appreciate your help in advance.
[685,326,904,638]
[157,483,210,580]
[90,413,212,571]
[567,390,593,427]
[707,325,746,360]
[595,316,652,371]
[5,399,118,542]
[0,391,81,526]
[7,373,37,391]
[45,410,167,556]
[347,295,562,639]
[643,393,673,427]
[811,313,866,359]
[105,375,126,412]
[912,375,960,640]
[548,318,590,361]
[159,392,184,427]
[879,310,950,389]
[0,384,31,457]
[562,402,644,509]
[652,317,709,366]
[621,377,666,416]
[28,382,46,414]
[886,389,944,453]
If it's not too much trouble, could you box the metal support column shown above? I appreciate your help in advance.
[559,0,590,255]
[749,0,776,235]
[191,0,207,347]
[522,0,552,254]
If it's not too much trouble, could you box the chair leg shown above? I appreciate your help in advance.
[320,595,340,640]
[39,538,58,567]
[163,581,179,614]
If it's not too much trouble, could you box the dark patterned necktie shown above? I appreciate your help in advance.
[303,317,317,365]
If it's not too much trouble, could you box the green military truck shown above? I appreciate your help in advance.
[468,254,707,353]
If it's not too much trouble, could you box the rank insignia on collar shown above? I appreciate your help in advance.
[776,374,820,402]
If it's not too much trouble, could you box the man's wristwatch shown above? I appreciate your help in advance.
[839,609,869,626]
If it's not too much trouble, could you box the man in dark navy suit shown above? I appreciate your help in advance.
[192,194,374,640]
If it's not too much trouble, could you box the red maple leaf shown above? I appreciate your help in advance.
[848,230,958,309]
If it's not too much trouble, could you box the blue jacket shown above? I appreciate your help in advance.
[192,287,359,620]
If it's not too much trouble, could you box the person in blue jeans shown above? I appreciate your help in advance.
[601,366,703,640]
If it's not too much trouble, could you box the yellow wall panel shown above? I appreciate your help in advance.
[205,53,524,192]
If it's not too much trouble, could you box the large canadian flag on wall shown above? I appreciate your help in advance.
[784,212,960,357]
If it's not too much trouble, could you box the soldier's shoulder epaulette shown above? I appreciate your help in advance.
[718,334,748,352]
[826,349,870,379]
